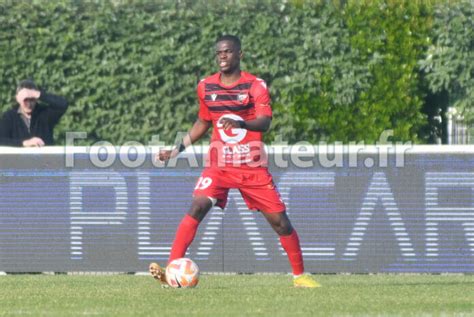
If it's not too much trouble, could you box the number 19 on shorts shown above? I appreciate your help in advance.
[194,177,212,190]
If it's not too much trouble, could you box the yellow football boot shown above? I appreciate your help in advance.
[293,274,321,288]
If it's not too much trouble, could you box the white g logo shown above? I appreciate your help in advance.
[217,114,247,144]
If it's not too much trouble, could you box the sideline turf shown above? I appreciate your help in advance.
[0,274,472,317]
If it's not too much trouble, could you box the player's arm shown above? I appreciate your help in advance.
[157,80,212,162]
[219,115,271,132]
[157,118,211,162]
[183,118,212,146]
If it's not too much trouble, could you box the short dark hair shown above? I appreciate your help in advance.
[216,35,241,51]
[16,79,37,92]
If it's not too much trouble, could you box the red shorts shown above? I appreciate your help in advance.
[193,168,286,213]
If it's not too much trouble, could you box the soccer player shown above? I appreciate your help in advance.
[150,35,320,288]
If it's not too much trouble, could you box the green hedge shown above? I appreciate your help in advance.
[419,1,474,123]
[0,0,471,145]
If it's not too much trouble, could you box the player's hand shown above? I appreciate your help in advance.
[22,137,45,147]
[155,148,179,162]
[219,117,244,130]
[16,88,41,104]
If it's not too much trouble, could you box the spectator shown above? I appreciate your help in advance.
[0,79,68,147]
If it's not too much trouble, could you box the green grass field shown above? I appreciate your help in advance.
[0,274,473,317]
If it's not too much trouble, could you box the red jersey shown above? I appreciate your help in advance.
[197,71,272,169]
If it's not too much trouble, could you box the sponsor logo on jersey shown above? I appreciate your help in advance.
[217,114,247,144]
[223,144,251,155]
[211,93,218,101]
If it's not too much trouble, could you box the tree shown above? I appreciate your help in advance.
[419,1,474,127]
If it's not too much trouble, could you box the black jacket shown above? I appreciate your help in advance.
[0,92,68,146]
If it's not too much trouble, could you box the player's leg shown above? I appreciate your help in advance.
[168,168,230,263]
[261,211,320,288]
[260,211,303,274]
[238,170,320,287]
[150,168,228,285]
[168,195,213,263]
[150,196,214,286]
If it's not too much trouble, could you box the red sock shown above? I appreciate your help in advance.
[168,214,200,264]
[279,230,304,275]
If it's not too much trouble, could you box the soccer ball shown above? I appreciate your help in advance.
[165,258,200,288]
